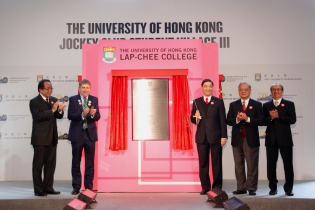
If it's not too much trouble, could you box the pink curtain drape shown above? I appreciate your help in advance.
[109,76,128,151]
[172,76,193,150]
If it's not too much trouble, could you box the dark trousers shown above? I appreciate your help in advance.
[197,139,222,191]
[232,137,259,191]
[266,142,294,192]
[71,129,95,190]
[32,145,57,192]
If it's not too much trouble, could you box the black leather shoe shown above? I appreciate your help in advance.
[232,190,247,194]
[35,191,47,196]
[269,190,277,195]
[71,188,80,195]
[45,190,60,194]
[285,191,294,196]
[248,190,256,195]
[200,190,208,195]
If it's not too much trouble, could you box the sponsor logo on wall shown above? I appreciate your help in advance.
[0,115,7,121]
[58,132,68,140]
[0,77,8,83]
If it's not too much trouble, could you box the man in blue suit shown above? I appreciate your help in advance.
[68,79,101,194]
[263,82,296,196]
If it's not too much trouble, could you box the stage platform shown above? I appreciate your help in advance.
[0,180,314,210]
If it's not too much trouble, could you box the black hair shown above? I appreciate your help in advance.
[38,79,51,92]
[201,79,214,87]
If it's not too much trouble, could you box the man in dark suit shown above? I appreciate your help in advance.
[68,79,100,194]
[30,79,66,196]
[227,82,263,196]
[191,79,227,195]
[263,82,296,196]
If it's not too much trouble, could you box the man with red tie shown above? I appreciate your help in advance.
[263,82,296,196]
[190,79,227,195]
[227,82,264,196]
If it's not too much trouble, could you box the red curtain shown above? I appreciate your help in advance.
[109,76,128,151]
[172,76,193,150]
[219,74,224,99]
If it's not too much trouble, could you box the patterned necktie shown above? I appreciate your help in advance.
[83,97,88,129]
[206,98,209,104]
[274,101,279,107]
[242,101,246,110]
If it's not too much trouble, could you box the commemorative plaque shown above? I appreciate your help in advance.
[132,79,169,140]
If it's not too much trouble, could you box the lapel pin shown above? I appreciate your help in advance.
[79,102,82,105]
[249,106,253,109]
[281,104,285,107]
[51,101,54,104]
[211,101,214,105]
[78,99,81,102]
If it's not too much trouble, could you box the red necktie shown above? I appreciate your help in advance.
[206,98,209,104]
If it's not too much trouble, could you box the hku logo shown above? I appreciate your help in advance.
[37,75,43,82]
[102,47,116,63]
[255,73,261,81]
[0,77,8,84]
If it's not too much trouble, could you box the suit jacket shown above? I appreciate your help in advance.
[68,94,100,142]
[227,98,264,148]
[263,99,296,147]
[30,95,64,146]
[190,96,227,144]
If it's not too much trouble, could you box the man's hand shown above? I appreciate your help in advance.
[221,138,227,147]
[52,101,59,113]
[237,112,243,122]
[90,106,97,116]
[269,109,279,120]
[83,106,90,117]
[239,112,248,121]
[58,101,66,112]
[195,110,201,118]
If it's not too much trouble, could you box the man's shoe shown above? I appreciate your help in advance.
[248,190,256,195]
[45,190,60,194]
[35,191,47,196]
[200,190,208,195]
[232,190,247,194]
[269,190,277,195]
[285,191,294,196]
[71,188,80,195]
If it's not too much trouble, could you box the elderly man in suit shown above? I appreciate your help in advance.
[227,82,264,196]
[263,82,296,196]
[29,79,66,196]
[191,79,227,195]
[68,79,100,195]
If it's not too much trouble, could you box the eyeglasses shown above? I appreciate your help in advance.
[44,88,53,91]
[239,89,250,92]
[271,88,282,91]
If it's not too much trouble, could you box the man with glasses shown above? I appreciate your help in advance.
[29,79,66,196]
[263,82,296,196]
[227,82,263,196]
[68,79,100,195]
